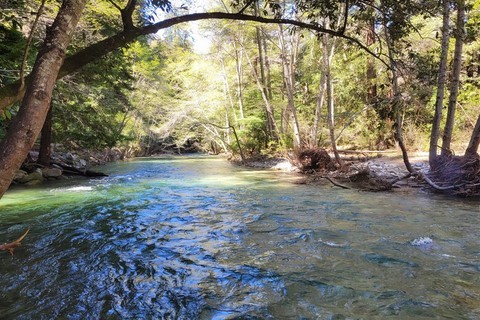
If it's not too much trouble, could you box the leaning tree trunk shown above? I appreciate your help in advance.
[441,0,465,155]
[37,103,53,167]
[429,0,451,165]
[0,0,87,198]
[465,115,480,156]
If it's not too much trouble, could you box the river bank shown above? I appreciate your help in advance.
[11,147,129,186]
[240,150,431,192]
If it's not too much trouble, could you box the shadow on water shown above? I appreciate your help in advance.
[0,155,479,319]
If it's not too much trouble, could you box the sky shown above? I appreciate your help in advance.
[154,0,228,54]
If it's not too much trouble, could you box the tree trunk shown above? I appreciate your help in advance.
[323,34,344,167]
[37,103,53,167]
[311,68,326,147]
[262,35,273,100]
[429,0,451,165]
[0,0,87,198]
[221,58,238,127]
[232,39,245,123]
[441,0,465,155]
[366,16,377,104]
[382,11,414,173]
[465,115,480,156]
[278,25,301,149]
[245,48,279,139]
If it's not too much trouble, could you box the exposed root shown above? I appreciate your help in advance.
[425,154,480,197]
[291,148,336,172]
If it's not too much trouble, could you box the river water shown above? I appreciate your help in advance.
[0,156,479,319]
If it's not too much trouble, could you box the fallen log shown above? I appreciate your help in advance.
[52,162,108,177]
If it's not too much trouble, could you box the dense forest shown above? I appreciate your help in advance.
[0,0,479,197]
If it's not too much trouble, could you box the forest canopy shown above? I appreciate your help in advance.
[0,0,479,197]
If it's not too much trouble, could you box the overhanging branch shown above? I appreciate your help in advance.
[0,12,387,112]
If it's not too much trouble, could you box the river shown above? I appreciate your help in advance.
[0,156,479,319]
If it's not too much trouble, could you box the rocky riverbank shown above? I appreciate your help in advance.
[11,147,130,186]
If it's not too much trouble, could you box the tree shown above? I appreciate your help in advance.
[465,115,480,156]
[0,0,87,198]
[0,3,382,113]
[429,0,451,165]
[441,0,466,155]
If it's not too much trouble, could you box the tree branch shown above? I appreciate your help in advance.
[339,0,349,34]
[238,0,256,14]
[0,12,387,112]
[105,0,122,12]
[19,0,46,90]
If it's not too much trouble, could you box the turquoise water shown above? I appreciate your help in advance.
[0,156,479,319]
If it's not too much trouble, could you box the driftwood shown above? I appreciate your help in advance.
[322,176,351,189]
[0,227,30,255]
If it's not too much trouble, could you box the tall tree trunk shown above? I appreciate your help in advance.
[441,0,465,155]
[465,115,480,156]
[262,35,273,100]
[429,0,451,165]
[232,39,245,123]
[37,103,53,167]
[382,12,414,173]
[323,34,344,167]
[366,16,377,104]
[253,2,266,91]
[311,68,326,147]
[221,58,238,127]
[279,25,301,149]
[245,48,279,139]
[0,0,87,198]
[255,30,267,97]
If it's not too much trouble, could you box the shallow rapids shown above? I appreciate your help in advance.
[0,156,479,319]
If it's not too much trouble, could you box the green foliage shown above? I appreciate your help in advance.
[238,115,269,154]
[0,26,27,86]
[52,49,136,149]
[1,0,479,157]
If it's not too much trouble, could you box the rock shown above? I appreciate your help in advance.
[24,179,43,186]
[42,168,62,178]
[14,170,28,181]
[17,169,44,184]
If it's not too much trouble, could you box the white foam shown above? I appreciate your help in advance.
[64,186,94,192]
[410,237,433,246]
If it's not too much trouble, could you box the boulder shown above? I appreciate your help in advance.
[14,170,28,181]
[42,168,63,178]
[17,169,44,184]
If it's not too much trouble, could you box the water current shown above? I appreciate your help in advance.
[0,156,479,319]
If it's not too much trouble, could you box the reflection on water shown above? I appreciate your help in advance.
[0,155,479,319]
